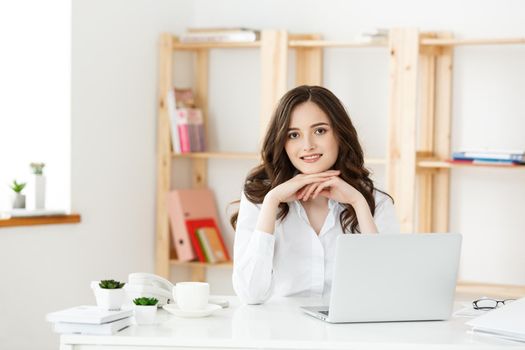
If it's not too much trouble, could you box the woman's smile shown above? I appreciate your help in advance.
[301,153,323,163]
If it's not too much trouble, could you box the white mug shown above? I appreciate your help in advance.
[174,282,209,311]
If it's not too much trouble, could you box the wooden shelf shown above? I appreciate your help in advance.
[456,281,525,299]
[172,152,259,160]
[365,158,387,165]
[421,37,525,46]
[170,260,233,269]
[289,40,388,48]
[0,214,81,228]
[172,39,261,50]
[171,38,387,50]
[417,159,525,169]
[173,152,387,164]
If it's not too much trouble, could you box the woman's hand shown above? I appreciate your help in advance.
[266,170,341,205]
[298,176,365,207]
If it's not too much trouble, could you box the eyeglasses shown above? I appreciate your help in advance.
[472,297,515,310]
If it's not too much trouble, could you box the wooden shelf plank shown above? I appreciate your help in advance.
[421,37,525,46]
[173,152,387,164]
[0,214,81,228]
[418,159,525,169]
[172,39,261,50]
[365,158,387,165]
[457,281,525,299]
[289,40,388,48]
[172,152,259,160]
[170,260,233,269]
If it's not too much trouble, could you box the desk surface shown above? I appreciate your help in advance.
[60,294,522,350]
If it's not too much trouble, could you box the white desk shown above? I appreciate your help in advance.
[59,295,523,350]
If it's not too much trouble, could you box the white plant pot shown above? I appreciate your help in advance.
[11,193,26,209]
[134,305,157,325]
[93,287,126,310]
[27,174,46,209]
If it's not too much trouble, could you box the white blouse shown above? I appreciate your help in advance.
[232,190,400,304]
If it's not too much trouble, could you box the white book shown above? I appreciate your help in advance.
[467,297,525,342]
[46,305,133,325]
[166,88,182,154]
[53,316,132,335]
[179,31,258,43]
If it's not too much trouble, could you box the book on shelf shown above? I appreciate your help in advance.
[178,28,260,43]
[355,27,389,43]
[176,108,205,153]
[452,150,525,162]
[166,188,229,262]
[167,87,206,154]
[52,316,132,335]
[186,218,230,263]
[448,159,523,166]
[197,226,229,263]
[46,305,133,324]
[187,27,256,33]
[166,88,181,154]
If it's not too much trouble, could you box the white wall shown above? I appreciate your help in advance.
[1,1,524,349]
[0,1,193,349]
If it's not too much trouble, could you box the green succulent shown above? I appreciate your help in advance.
[99,279,125,289]
[133,297,159,306]
[9,180,26,194]
[30,162,45,175]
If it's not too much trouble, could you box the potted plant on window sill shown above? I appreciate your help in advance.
[92,279,126,310]
[133,297,158,325]
[9,180,26,209]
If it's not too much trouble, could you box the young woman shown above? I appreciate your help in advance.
[230,85,400,304]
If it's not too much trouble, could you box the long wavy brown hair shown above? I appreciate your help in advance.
[230,85,392,233]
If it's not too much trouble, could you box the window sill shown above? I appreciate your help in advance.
[0,214,81,228]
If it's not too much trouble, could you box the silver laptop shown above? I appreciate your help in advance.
[302,233,462,323]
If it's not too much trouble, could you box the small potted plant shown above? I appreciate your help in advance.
[9,180,26,209]
[133,297,158,325]
[28,162,46,209]
[92,279,126,310]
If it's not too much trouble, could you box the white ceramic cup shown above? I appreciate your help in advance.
[174,282,209,311]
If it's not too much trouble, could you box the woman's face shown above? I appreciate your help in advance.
[284,101,339,174]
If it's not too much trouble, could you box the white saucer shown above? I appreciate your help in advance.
[163,303,221,318]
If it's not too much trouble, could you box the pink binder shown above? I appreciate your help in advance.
[166,189,220,262]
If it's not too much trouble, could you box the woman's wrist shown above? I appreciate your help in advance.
[347,192,366,208]
[265,190,281,207]
[256,192,280,234]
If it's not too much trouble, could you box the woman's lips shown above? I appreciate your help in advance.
[301,154,322,163]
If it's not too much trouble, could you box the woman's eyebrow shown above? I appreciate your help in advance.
[287,122,329,131]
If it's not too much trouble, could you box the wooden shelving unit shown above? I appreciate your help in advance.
[390,29,525,296]
[156,30,398,282]
[157,30,296,281]
[156,28,525,296]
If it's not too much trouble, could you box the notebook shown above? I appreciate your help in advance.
[467,296,525,342]
[46,305,133,324]
[53,316,132,335]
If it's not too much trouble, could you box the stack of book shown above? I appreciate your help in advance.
[166,87,205,153]
[166,188,231,263]
[355,28,389,43]
[46,306,133,335]
[451,149,525,166]
[178,27,260,43]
